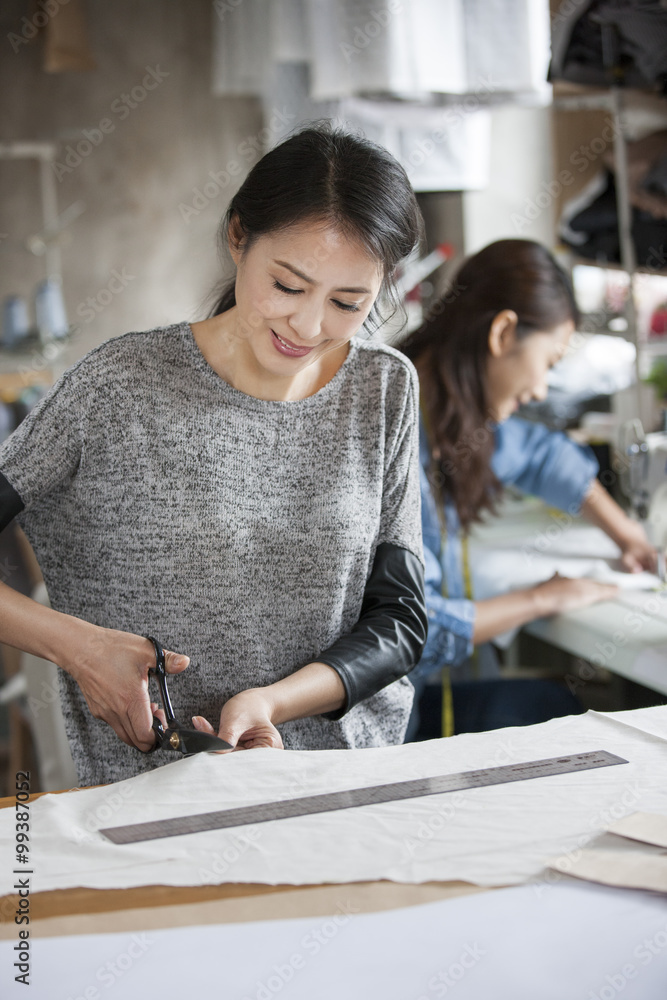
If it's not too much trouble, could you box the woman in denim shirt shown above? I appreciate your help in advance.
[401,240,656,737]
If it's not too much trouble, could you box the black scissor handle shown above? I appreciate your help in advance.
[143,636,233,755]
[146,635,177,728]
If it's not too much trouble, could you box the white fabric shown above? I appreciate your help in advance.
[2,707,666,893]
[307,0,468,101]
[469,507,667,647]
[211,0,551,103]
[472,544,663,599]
[210,0,547,193]
[257,65,492,192]
[3,881,667,999]
[336,98,492,192]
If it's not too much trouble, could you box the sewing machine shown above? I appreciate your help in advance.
[621,420,667,555]
[645,437,667,555]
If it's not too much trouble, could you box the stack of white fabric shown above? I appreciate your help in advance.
[210,0,551,191]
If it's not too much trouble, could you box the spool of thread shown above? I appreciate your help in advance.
[2,295,30,349]
[35,278,68,342]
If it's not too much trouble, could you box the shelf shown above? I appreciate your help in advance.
[559,250,667,280]
[552,81,667,115]
[0,369,54,402]
[637,340,667,356]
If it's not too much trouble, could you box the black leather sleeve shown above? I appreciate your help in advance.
[0,472,23,533]
[317,542,427,720]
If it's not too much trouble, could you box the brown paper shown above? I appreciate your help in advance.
[608,812,667,850]
[548,849,667,893]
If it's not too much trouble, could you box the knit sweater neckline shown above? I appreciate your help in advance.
[183,321,360,410]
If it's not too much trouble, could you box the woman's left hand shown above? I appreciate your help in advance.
[192,688,284,751]
[581,480,658,575]
[617,521,658,574]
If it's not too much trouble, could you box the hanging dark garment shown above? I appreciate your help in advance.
[550,0,667,94]
[559,168,667,268]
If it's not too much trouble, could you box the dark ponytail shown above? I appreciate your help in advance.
[210,121,423,331]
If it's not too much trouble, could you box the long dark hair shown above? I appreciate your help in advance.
[210,121,423,331]
[402,239,579,531]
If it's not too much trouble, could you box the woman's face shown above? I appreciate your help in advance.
[229,220,383,381]
[485,312,574,423]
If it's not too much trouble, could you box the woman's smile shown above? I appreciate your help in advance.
[271,329,315,357]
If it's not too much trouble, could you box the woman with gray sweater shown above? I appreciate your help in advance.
[0,124,428,785]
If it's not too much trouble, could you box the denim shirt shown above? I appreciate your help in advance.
[415,415,599,678]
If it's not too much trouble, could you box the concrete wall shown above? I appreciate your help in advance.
[0,1,557,375]
[0,0,262,368]
[463,104,555,254]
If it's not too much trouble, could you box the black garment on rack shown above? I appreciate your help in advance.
[560,169,667,268]
[550,0,667,94]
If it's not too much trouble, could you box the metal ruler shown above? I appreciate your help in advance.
[100,750,627,845]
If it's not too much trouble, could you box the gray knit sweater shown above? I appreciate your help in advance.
[0,323,422,785]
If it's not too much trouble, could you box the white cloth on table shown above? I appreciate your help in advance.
[1,706,665,893]
[469,516,666,647]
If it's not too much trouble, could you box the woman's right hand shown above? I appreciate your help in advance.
[533,573,618,616]
[64,627,190,752]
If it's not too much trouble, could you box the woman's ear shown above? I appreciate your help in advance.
[487,309,519,358]
[227,214,245,265]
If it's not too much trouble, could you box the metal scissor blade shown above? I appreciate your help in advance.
[165,727,234,754]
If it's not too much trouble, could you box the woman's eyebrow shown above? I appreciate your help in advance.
[273,259,371,295]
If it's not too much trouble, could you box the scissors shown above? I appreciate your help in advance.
[144,636,233,755]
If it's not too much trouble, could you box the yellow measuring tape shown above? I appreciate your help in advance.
[440,533,475,738]
[421,402,475,738]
